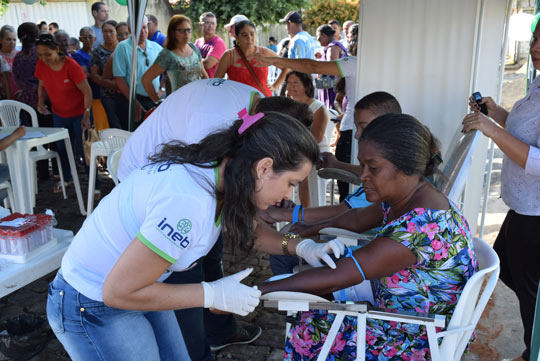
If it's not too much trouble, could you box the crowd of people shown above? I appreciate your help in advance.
[1,3,538,361]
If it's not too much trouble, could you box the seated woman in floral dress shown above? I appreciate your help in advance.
[258,113,478,360]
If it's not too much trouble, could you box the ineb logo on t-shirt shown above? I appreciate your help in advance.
[156,217,192,248]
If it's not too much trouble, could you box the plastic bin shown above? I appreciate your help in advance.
[0,213,55,263]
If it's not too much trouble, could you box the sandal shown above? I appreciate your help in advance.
[53,180,72,193]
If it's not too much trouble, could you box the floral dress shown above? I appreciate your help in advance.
[284,201,479,361]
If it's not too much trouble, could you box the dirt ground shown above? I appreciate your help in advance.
[0,63,532,361]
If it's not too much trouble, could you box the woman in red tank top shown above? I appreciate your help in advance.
[214,20,280,97]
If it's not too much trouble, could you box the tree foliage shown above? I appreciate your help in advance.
[1,0,47,16]
[303,0,359,32]
[172,0,307,27]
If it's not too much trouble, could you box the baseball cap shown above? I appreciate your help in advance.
[279,11,302,24]
[224,14,249,30]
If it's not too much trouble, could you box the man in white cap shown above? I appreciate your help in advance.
[280,11,317,59]
[223,14,248,39]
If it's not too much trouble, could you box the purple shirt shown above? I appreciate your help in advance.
[194,35,226,78]
[12,47,39,109]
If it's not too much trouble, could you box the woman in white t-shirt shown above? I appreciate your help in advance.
[46,111,345,361]
[285,70,334,207]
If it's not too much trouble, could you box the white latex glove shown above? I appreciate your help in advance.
[201,268,261,316]
[295,239,345,269]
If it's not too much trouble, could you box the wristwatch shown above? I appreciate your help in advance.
[282,232,300,256]
[84,107,91,113]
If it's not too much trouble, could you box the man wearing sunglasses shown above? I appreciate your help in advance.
[113,15,162,129]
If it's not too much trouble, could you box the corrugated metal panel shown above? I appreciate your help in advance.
[1,2,92,41]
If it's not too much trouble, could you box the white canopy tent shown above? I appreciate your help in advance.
[121,0,514,234]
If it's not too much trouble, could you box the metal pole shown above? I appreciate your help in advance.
[126,0,148,131]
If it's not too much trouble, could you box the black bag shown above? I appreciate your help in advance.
[0,315,55,361]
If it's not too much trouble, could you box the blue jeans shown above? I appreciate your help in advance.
[52,113,85,181]
[269,254,300,275]
[47,271,191,361]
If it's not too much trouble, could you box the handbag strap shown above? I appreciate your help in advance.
[235,46,267,95]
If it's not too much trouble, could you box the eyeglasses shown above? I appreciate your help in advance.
[174,28,192,34]
[35,36,56,45]
[80,36,94,40]
[202,21,216,26]
[142,50,149,66]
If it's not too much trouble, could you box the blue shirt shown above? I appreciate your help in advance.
[343,185,372,209]
[113,39,162,97]
[91,25,103,48]
[150,31,166,47]
[288,31,317,59]
[73,49,100,98]
[267,44,277,52]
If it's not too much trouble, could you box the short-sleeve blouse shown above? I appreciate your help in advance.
[284,201,479,360]
[155,44,203,94]
[90,44,115,98]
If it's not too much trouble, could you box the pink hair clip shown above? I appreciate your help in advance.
[238,108,264,134]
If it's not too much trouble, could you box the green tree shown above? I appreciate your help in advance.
[303,0,359,32]
[1,0,46,16]
[172,0,307,26]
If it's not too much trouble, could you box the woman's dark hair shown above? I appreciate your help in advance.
[233,20,256,48]
[254,96,313,128]
[17,22,39,54]
[355,91,402,116]
[285,71,315,98]
[348,24,358,56]
[164,15,191,51]
[103,20,118,31]
[149,111,319,251]
[35,33,58,50]
[317,24,335,38]
[359,113,442,177]
[335,77,346,94]
[116,21,129,30]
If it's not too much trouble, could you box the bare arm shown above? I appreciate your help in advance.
[290,204,383,238]
[213,50,231,79]
[141,63,164,103]
[254,53,341,76]
[75,78,93,130]
[462,112,530,169]
[200,61,209,79]
[262,202,351,224]
[311,106,329,143]
[1,72,11,99]
[202,55,219,70]
[102,237,204,310]
[37,80,49,114]
[0,126,25,151]
[258,236,416,295]
[253,220,304,255]
[90,64,116,89]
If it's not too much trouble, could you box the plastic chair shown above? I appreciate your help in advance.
[433,129,481,204]
[107,148,122,185]
[0,180,15,209]
[86,128,131,215]
[0,100,66,203]
[262,237,500,361]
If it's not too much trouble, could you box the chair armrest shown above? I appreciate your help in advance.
[367,309,446,328]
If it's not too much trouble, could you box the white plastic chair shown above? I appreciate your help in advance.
[86,128,131,215]
[107,148,122,185]
[433,129,481,204]
[263,237,500,361]
[0,180,15,209]
[0,100,67,203]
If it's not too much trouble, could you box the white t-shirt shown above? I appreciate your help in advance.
[118,79,261,181]
[309,99,334,153]
[62,163,222,301]
[335,56,358,132]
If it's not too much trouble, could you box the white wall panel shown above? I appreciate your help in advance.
[1,2,92,41]
[355,0,510,234]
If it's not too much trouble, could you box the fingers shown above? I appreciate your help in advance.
[232,267,253,281]
[321,254,336,269]
[328,239,345,258]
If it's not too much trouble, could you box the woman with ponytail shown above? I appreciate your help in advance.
[46,111,345,360]
[259,113,479,360]
[214,20,280,96]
